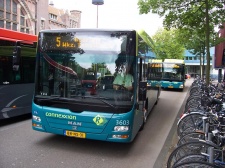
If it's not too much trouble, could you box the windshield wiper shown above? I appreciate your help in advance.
[72,95,118,110]
[98,98,118,111]
[35,95,118,110]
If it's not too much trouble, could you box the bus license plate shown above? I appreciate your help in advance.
[168,86,173,88]
[65,130,86,138]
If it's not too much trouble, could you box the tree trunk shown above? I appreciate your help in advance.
[200,54,202,78]
[205,0,210,85]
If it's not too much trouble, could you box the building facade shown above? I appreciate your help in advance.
[0,0,81,35]
[184,48,214,77]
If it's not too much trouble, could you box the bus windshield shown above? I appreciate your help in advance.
[147,63,162,80]
[162,63,184,81]
[34,30,136,113]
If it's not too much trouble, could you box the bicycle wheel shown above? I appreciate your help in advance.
[173,154,207,166]
[184,102,201,113]
[185,96,201,106]
[177,131,205,146]
[177,113,204,138]
[185,102,201,112]
[190,86,201,94]
[186,96,201,105]
[167,141,219,168]
[173,161,218,168]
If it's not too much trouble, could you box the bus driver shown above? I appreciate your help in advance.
[113,57,134,91]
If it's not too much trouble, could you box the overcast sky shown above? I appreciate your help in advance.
[50,0,163,36]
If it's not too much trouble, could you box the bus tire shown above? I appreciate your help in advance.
[139,107,147,131]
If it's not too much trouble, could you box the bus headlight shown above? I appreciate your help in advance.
[114,126,129,132]
[112,135,129,139]
[32,115,41,122]
[32,123,43,128]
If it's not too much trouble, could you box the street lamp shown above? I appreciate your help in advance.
[92,0,104,28]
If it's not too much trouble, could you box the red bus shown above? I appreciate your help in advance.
[0,28,37,119]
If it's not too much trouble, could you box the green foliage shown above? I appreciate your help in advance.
[138,0,225,29]
[152,28,185,60]
[138,0,225,84]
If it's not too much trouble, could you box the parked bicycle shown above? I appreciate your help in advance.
[167,77,225,168]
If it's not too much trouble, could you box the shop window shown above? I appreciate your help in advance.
[6,21,11,29]
[0,11,3,18]
[6,0,11,12]
[6,12,11,20]
[13,1,17,13]
[0,20,4,27]
[12,23,17,30]
[0,0,4,9]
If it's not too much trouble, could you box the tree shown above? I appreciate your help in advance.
[177,25,225,78]
[138,0,225,84]
[152,28,185,60]
[175,28,207,78]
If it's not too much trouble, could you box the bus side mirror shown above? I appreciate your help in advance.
[12,46,21,71]
[139,81,147,101]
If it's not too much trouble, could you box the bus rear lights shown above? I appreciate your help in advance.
[114,126,129,132]
[12,105,16,108]
[32,115,41,122]
[32,123,42,128]
[112,135,129,139]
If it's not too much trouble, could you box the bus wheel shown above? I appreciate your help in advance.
[139,108,147,131]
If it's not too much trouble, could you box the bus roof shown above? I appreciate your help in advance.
[137,29,158,57]
[0,28,37,42]
[39,28,136,33]
[148,59,163,63]
[164,59,185,64]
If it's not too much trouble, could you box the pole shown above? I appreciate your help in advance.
[92,0,104,28]
[97,5,98,28]
[35,1,37,35]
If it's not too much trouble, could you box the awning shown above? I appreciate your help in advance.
[0,28,37,42]
[0,36,17,42]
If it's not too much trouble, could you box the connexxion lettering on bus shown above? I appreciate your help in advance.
[32,28,161,143]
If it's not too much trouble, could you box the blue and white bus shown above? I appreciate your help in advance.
[32,29,161,142]
[161,59,186,90]
[147,59,163,88]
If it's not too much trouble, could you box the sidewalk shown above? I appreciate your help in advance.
[154,78,194,168]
